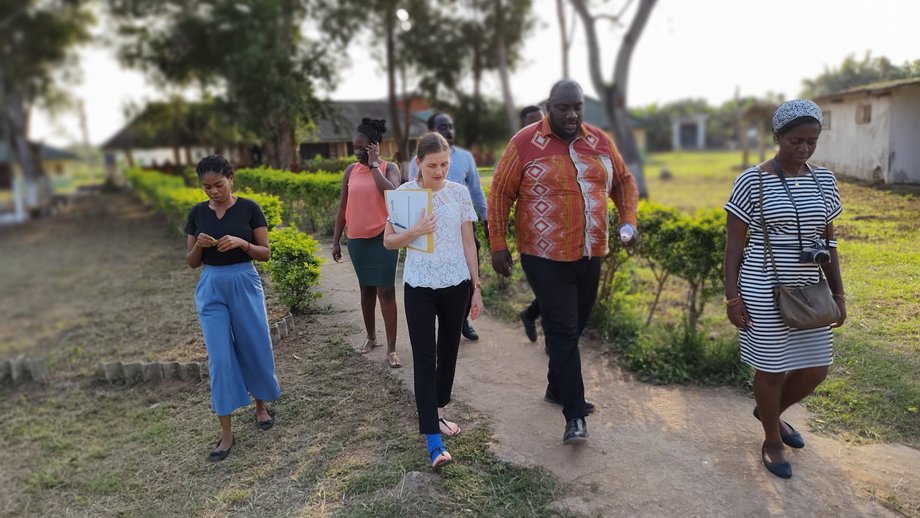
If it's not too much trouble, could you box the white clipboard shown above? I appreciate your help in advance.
[385,189,434,253]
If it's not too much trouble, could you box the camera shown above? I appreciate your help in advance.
[799,239,831,264]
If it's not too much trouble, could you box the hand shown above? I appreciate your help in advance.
[469,289,484,320]
[491,250,513,277]
[726,299,751,330]
[196,233,217,249]
[331,242,342,262]
[481,220,490,241]
[410,209,437,238]
[216,235,246,253]
[831,299,847,328]
[367,143,380,165]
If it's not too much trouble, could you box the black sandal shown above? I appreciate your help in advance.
[753,407,805,449]
[208,436,233,462]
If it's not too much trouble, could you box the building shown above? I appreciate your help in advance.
[301,99,429,160]
[812,78,920,184]
[582,96,648,156]
[0,143,80,224]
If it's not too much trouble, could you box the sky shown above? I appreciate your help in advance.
[30,0,920,147]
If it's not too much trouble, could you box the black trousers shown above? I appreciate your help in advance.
[520,254,600,420]
[523,297,540,321]
[404,280,471,434]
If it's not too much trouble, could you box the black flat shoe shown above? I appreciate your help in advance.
[257,418,274,431]
[461,320,479,341]
[563,417,588,445]
[519,311,538,342]
[544,390,596,414]
[761,443,792,479]
[753,407,805,449]
[208,437,233,462]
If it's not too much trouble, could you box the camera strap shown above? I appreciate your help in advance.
[771,159,830,251]
[759,161,828,283]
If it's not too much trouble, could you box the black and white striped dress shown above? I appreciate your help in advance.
[724,164,843,373]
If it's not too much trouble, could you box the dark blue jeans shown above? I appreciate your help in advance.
[520,255,600,420]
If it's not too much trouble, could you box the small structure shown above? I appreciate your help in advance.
[812,78,920,184]
[0,143,79,224]
[671,113,708,150]
[301,99,429,159]
[738,101,777,168]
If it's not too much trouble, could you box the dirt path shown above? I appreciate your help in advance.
[319,245,920,517]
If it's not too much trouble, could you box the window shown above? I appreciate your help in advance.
[823,111,831,130]
[856,104,872,124]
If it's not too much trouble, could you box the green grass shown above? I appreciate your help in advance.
[647,151,920,445]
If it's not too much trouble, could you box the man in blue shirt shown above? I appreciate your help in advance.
[409,112,488,341]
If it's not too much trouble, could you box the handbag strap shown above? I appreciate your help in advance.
[756,169,781,281]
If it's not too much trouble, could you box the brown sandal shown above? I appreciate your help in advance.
[359,338,378,354]
[387,352,402,368]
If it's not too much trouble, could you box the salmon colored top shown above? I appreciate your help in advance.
[345,161,389,239]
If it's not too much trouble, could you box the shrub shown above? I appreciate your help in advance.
[261,227,323,313]
[126,168,282,233]
[301,155,354,173]
[234,167,342,234]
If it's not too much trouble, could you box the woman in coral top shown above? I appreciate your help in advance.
[332,118,403,368]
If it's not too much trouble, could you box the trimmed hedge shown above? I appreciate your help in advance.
[259,227,323,312]
[126,168,283,232]
[234,167,342,234]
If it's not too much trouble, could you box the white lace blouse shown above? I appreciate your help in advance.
[400,180,477,289]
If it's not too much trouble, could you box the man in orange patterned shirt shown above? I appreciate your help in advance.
[488,80,639,445]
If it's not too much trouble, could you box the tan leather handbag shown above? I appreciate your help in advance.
[757,170,841,329]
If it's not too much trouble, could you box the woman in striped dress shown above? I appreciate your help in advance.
[723,99,847,479]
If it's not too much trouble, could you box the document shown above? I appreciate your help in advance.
[385,189,434,253]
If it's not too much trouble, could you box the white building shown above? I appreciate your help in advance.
[812,78,920,184]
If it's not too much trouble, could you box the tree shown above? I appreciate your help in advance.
[555,0,577,78]
[1,0,92,217]
[107,0,337,170]
[569,0,656,198]
[801,52,920,99]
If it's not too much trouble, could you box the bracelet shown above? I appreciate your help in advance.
[473,282,482,290]
[832,293,845,300]
[725,296,742,307]
[246,241,252,252]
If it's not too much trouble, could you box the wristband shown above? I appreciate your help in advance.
[725,296,742,307]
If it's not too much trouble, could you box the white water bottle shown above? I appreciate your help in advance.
[618,223,635,244]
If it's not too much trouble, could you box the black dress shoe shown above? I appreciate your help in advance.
[544,390,596,414]
[208,437,233,462]
[461,320,479,341]
[761,443,792,479]
[753,407,805,449]
[257,417,274,431]
[519,310,538,342]
[563,417,588,445]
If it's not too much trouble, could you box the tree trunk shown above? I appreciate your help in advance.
[495,0,518,135]
[569,0,656,199]
[556,0,571,78]
[385,8,408,167]
[5,86,50,216]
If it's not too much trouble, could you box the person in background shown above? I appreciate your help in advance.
[385,132,484,469]
[332,118,403,368]
[409,112,487,342]
[724,99,846,479]
[185,154,281,462]
[516,105,546,343]
[488,80,638,445]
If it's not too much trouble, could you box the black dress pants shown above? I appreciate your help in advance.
[404,280,471,434]
[520,254,600,420]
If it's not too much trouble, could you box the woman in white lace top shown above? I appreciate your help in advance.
[384,132,483,469]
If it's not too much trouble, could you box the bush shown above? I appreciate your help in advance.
[261,227,323,313]
[126,168,282,233]
[301,155,354,173]
[234,167,342,234]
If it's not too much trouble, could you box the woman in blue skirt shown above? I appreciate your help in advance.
[185,154,282,461]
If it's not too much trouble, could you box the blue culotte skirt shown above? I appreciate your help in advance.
[195,262,281,416]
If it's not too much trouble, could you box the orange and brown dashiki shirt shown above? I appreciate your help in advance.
[487,119,639,262]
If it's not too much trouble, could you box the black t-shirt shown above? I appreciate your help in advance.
[185,197,268,266]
